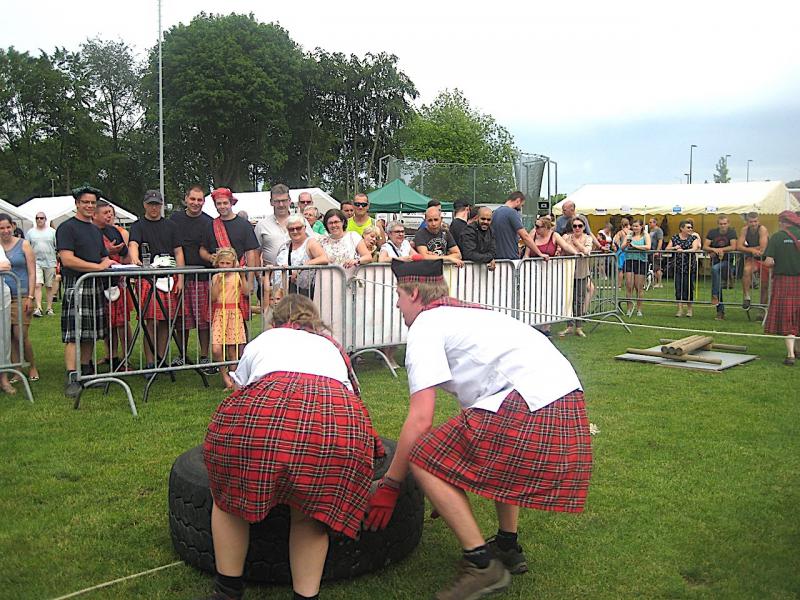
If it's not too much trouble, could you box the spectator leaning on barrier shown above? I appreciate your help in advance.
[763,210,800,366]
[379,220,414,262]
[364,259,591,600]
[128,190,185,372]
[272,214,328,297]
[0,245,12,394]
[526,215,576,259]
[449,199,471,250]
[739,211,770,309]
[491,192,548,260]
[0,214,38,383]
[25,212,57,317]
[703,214,737,321]
[415,207,464,267]
[92,199,131,370]
[320,208,371,269]
[460,206,497,270]
[647,217,664,288]
[56,184,114,398]
[361,225,382,262]
[665,219,701,318]
[560,218,594,338]
[169,185,214,370]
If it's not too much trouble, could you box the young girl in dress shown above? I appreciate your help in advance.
[211,248,248,389]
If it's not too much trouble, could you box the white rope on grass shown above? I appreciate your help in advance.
[49,561,183,600]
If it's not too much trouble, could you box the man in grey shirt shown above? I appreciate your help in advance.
[25,212,58,317]
[648,217,664,288]
[490,192,547,260]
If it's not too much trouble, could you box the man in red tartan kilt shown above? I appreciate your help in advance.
[763,210,800,365]
[199,294,384,600]
[364,259,592,600]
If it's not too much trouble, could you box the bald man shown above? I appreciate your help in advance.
[413,207,463,267]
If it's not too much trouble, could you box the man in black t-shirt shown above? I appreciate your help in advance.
[449,199,471,251]
[413,207,463,266]
[703,214,737,320]
[200,187,259,319]
[128,190,186,368]
[56,184,114,398]
[171,185,213,367]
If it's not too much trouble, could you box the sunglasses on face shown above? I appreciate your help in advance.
[287,226,304,232]
[391,230,404,235]
[36,217,46,220]
[353,202,369,208]
[572,223,584,229]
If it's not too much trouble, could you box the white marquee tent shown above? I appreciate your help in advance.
[554,181,798,216]
[202,187,340,222]
[17,196,139,227]
[0,198,34,230]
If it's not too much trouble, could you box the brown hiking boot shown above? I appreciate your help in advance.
[435,558,511,600]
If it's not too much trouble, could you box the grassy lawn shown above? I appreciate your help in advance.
[1,300,798,599]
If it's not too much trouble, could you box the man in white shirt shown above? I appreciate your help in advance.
[364,259,592,600]
[25,212,58,317]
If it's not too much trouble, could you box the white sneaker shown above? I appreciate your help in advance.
[636,310,643,317]
[626,307,634,317]
[32,308,42,318]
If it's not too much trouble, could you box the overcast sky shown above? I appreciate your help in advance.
[5,0,799,194]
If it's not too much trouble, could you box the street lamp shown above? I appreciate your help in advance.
[688,144,697,184]
[684,173,690,184]
[746,159,753,182]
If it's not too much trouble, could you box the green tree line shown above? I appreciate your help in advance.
[1,12,516,211]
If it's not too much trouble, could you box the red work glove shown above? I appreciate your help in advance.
[364,479,401,531]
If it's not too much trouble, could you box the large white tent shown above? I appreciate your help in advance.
[17,195,138,227]
[202,187,340,222]
[0,198,34,230]
[554,181,798,216]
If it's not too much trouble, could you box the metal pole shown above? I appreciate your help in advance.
[746,159,752,182]
[546,159,551,203]
[158,0,165,217]
[552,160,558,198]
[689,144,697,184]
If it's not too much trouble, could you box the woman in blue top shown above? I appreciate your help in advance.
[0,214,38,381]
[612,218,631,290]
[620,219,651,317]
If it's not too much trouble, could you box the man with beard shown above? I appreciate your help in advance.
[171,185,214,369]
[460,206,496,270]
[491,192,547,260]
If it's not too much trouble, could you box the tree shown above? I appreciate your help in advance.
[144,13,306,194]
[397,89,517,202]
[713,155,730,183]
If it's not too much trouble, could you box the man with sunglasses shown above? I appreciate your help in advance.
[25,212,57,317]
[346,193,383,240]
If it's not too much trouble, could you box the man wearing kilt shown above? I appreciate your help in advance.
[56,185,114,398]
[365,259,592,600]
[763,210,800,365]
[200,294,384,600]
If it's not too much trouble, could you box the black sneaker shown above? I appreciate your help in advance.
[200,356,218,375]
[170,356,185,368]
[64,372,83,399]
[487,536,529,575]
[742,298,751,309]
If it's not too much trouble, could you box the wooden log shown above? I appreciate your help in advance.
[626,347,723,365]
[659,339,748,353]
[662,335,701,355]
[674,336,714,356]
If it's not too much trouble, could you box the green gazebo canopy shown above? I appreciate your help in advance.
[368,179,453,213]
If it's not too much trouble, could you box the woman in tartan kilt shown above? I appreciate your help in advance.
[364,259,592,600]
[201,295,384,600]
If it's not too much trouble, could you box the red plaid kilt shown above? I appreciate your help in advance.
[409,389,592,513]
[203,371,376,539]
[183,279,211,330]
[107,284,132,328]
[764,274,800,336]
[134,277,185,321]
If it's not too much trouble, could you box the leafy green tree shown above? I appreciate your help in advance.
[713,155,730,183]
[144,13,306,194]
[397,89,517,202]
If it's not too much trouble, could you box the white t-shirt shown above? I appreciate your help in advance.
[405,306,582,413]
[25,226,57,267]
[231,327,352,390]
[380,239,413,258]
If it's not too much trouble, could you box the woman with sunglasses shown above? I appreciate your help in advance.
[379,221,413,262]
[272,214,328,299]
[320,209,372,270]
[665,219,701,317]
[525,215,577,258]
[560,219,593,337]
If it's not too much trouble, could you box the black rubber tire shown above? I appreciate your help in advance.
[168,439,425,583]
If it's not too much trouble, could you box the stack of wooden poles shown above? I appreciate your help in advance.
[626,335,747,365]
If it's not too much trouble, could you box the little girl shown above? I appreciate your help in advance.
[211,248,248,389]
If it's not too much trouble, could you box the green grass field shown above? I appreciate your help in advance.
[1,300,798,599]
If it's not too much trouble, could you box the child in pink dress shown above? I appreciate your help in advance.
[211,248,247,389]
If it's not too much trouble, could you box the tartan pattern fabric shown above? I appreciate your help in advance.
[134,277,184,321]
[409,389,592,513]
[107,285,131,328]
[764,274,800,336]
[60,277,108,343]
[397,274,444,283]
[182,279,211,330]
[204,371,377,539]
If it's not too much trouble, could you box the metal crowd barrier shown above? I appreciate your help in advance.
[616,249,771,318]
[0,272,34,403]
[71,255,624,415]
